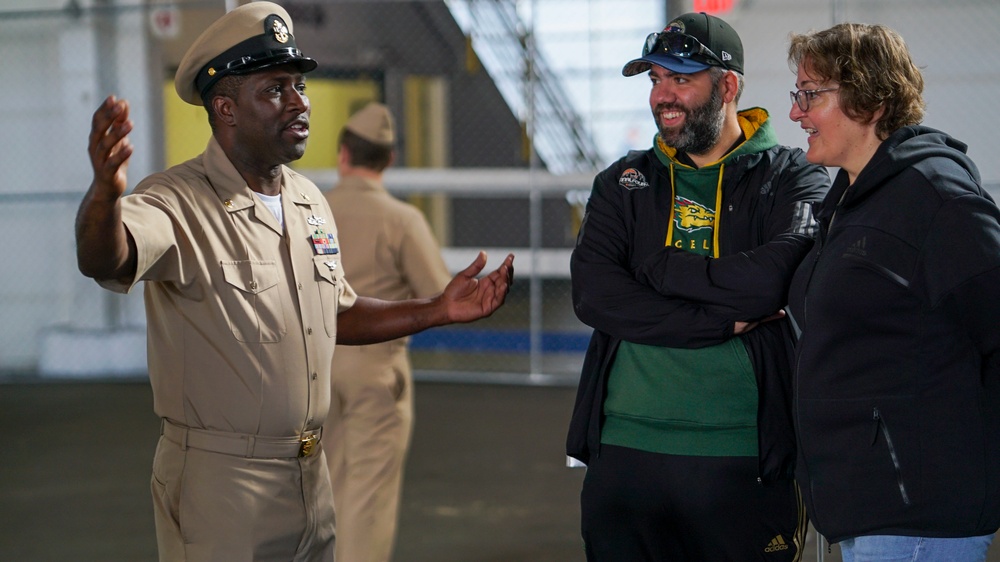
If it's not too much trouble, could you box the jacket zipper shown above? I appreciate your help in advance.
[792,218,825,469]
[872,407,911,505]
[793,190,842,440]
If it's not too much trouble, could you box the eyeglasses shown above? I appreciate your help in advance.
[789,88,839,112]
[643,32,727,69]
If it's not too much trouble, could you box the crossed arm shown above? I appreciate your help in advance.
[572,157,828,348]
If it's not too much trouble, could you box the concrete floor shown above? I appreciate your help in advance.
[0,379,994,561]
[0,380,587,562]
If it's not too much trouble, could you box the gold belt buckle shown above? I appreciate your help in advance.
[298,434,318,458]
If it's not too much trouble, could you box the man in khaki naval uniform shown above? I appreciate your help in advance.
[74,4,514,562]
[323,103,452,562]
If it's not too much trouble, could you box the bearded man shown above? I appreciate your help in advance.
[566,12,830,561]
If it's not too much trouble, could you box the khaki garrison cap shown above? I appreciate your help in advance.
[344,102,395,146]
[174,1,317,106]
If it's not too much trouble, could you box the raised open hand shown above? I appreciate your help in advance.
[76,95,138,281]
[442,251,515,324]
[88,95,133,200]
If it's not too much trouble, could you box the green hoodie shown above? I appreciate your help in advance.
[601,108,779,457]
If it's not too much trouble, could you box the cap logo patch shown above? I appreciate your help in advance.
[665,21,685,34]
[619,168,649,190]
[269,16,290,44]
[721,51,732,62]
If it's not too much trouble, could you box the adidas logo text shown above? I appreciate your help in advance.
[764,534,789,553]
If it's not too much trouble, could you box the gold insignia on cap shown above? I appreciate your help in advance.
[272,19,289,43]
[208,68,216,76]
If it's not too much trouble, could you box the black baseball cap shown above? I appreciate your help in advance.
[622,12,744,76]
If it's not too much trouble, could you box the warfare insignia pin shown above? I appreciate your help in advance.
[307,215,326,227]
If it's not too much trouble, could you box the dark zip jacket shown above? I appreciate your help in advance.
[789,126,1000,541]
[567,110,830,483]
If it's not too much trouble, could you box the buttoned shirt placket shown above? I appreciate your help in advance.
[283,181,327,434]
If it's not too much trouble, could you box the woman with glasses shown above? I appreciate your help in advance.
[786,23,1000,562]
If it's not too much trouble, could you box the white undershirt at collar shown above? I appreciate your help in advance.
[255,191,284,230]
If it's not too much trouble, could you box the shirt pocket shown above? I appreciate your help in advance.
[313,254,343,337]
[219,260,285,343]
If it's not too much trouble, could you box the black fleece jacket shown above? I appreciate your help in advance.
[567,113,829,483]
[789,126,1000,541]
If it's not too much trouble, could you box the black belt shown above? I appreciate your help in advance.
[161,418,321,459]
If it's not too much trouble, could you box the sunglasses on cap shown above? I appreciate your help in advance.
[642,31,728,70]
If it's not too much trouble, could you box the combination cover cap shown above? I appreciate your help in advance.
[175,1,317,106]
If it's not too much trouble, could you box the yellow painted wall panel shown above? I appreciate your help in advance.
[294,79,379,170]
[163,82,211,167]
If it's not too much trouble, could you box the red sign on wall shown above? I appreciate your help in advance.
[693,0,736,15]
[149,6,181,39]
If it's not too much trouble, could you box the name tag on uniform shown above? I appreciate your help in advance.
[311,229,340,255]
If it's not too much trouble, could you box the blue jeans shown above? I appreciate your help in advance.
[840,534,995,562]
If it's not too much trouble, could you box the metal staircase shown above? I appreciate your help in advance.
[446,0,603,174]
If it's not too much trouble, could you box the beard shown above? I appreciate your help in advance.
[654,75,726,156]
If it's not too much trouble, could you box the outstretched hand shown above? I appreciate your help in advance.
[442,251,515,323]
[88,95,133,200]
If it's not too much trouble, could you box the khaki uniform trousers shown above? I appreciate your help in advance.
[326,343,412,562]
[151,430,336,562]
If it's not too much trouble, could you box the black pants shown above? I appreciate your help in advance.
[581,444,806,561]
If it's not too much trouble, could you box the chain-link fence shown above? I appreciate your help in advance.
[1,0,998,382]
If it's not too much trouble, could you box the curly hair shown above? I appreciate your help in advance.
[788,23,924,139]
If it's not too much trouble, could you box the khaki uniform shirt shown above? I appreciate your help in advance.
[100,137,357,437]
